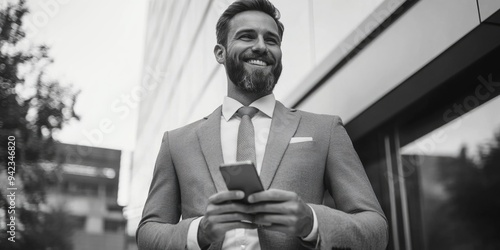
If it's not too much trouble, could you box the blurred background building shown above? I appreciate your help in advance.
[121,0,500,249]
[49,143,126,250]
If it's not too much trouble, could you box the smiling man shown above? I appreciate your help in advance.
[136,0,388,250]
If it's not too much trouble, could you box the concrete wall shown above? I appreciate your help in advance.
[295,0,481,121]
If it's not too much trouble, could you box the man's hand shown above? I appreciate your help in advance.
[248,189,314,238]
[198,190,257,248]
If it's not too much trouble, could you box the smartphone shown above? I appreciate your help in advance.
[219,161,264,204]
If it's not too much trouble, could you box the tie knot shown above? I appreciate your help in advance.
[237,106,259,118]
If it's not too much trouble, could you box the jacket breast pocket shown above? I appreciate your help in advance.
[286,140,317,157]
[282,141,322,173]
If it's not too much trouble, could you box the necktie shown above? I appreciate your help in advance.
[236,106,259,165]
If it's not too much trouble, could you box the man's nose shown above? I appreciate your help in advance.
[251,36,267,54]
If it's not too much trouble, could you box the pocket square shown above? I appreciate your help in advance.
[290,137,313,143]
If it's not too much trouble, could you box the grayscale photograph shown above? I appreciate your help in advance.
[1,0,499,249]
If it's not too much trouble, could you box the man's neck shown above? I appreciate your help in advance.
[228,91,271,106]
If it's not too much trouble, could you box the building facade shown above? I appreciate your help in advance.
[124,0,500,249]
[49,143,126,250]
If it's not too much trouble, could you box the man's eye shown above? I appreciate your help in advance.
[239,35,253,40]
[266,39,278,45]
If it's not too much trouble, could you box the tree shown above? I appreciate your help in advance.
[441,129,500,249]
[0,0,80,249]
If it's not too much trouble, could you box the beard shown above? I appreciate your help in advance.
[225,52,282,94]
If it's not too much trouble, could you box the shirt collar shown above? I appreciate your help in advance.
[222,94,276,121]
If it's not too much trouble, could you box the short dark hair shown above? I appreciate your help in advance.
[216,0,284,47]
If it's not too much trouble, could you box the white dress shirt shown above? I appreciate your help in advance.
[187,94,318,250]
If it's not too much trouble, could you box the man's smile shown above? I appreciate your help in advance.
[246,59,268,66]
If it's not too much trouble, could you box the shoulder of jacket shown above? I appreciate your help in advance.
[294,109,341,121]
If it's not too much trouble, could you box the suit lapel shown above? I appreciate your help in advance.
[197,106,227,193]
[260,101,301,189]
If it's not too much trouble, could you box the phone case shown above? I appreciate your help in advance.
[219,161,264,203]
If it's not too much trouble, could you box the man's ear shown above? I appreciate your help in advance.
[214,44,226,64]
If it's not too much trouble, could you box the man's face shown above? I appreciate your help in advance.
[224,10,282,94]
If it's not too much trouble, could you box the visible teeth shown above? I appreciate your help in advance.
[247,59,267,66]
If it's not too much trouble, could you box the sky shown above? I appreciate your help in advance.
[402,96,500,160]
[24,0,147,151]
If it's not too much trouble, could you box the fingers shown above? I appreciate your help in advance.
[208,212,255,224]
[249,200,302,214]
[200,190,257,244]
[209,190,245,204]
[203,190,313,239]
[248,189,297,203]
[258,224,291,235]
[253,212,314,237]
[253,214,294,226]
[207,201,252,215]
[252,214,299,235]
[245,190,315,237]
[199,217,257,244]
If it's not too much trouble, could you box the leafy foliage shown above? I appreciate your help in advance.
[422,129,500,249]
[0,0,79,249]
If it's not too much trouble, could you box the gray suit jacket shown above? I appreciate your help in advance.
[137,101,388,250]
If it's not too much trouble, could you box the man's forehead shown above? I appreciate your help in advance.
[228,10,280,36]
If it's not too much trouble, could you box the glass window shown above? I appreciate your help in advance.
[400,96,500,249]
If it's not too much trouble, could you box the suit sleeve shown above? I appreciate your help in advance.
[309,116,389,250]
[136,132,195,249]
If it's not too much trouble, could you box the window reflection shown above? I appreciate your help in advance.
[400,96,500,249]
